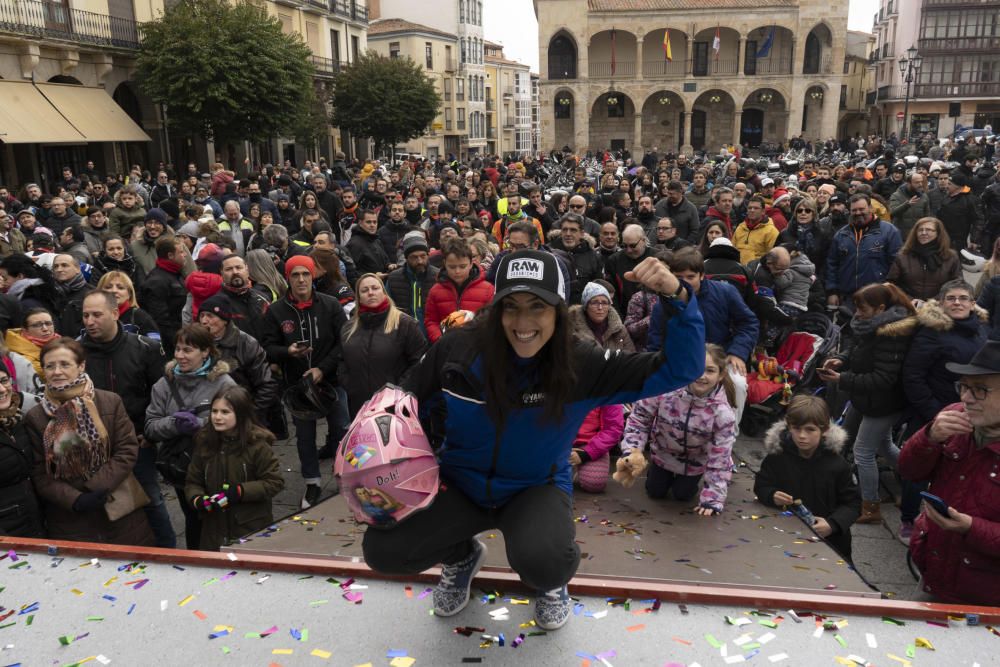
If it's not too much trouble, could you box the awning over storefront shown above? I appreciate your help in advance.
[0,80,86,144]
[36,83,150,143]
[0,80,150,144]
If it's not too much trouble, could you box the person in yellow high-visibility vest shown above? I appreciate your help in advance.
[491,192,545,245]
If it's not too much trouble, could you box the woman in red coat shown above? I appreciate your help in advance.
[424,238,495,342]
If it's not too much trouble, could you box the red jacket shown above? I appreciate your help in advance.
[573,405,624,461]
[185,271,222,318]
[765,206,788,232]
[900,404,1000,606]
[423,266,494,342]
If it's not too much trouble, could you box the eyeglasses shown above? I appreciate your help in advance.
[624,240,644,250]
[588,301,611,309]
[43,361,77,372]
[943,295,972,303]
[27,320,55,330]
[508,242,530,251]
[796,209,815,215]
[0,376,11,387]
[569,204,585,209]
[955,381,996,401]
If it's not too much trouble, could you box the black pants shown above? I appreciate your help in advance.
[174,486,201,551]
[362,483,580,592]
[644,463,702,501]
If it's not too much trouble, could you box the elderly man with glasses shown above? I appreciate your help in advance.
[603,224,656,315]
[558,195,601,238]
[898,339,1000,605]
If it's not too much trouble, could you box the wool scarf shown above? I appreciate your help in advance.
[0,389,22,434]
[41,373,109,481]
[155,258,183,274]
[359,297,390,315]
[912,239,943,273]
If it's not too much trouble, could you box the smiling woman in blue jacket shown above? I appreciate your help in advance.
[362,250,705,632]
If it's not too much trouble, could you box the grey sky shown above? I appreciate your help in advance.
[484,0,881,73]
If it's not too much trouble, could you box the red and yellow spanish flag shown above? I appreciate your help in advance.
[663,29,672,62]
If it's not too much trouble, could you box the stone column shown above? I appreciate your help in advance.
[634,112,643,152]
[737,37,746,77]
[635,30,644,81]
[732,109,743,147]
[576,87,589,152]
[685,26,695,77]
[682,111,693,154]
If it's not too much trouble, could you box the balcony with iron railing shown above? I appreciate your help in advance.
[923,0,985,5]
[0,0,143,50]
[331,0,368,23]
[311,56,348,78]
[877,81,1000,99]
[917,35,1000,52]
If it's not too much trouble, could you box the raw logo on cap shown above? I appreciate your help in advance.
[506,258,544,281]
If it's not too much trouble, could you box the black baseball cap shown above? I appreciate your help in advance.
[492,250,566,306]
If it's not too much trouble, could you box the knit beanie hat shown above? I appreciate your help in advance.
[581,281,612,308]
[284,255,316,280]
[195,242,225,274]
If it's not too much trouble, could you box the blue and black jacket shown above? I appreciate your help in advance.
[403,287,705,508]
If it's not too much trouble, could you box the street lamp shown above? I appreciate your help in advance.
[898,44,923,143]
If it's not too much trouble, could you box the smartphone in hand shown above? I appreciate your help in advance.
[920,490,949,516]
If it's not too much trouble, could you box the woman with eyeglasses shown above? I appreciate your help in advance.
[25,338,154,545]
[569,281,634,353]
[899,279,988,543]
[887,217,961,303]
[778,198,832,280]
[817,283,918,526]
[5,308,60,380]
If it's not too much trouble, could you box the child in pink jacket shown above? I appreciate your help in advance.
[621,344,737,514]
[570,404,624,493]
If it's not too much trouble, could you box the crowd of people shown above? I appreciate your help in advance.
[0,141,996,627]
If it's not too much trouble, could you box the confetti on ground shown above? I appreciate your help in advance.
[866,633,877,648]
[311,649,332,659]
[389,658,416,667]
[626,624,645,632]
[882,616,905,626]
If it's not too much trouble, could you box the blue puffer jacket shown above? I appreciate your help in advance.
[403,289,705,508]
[646,278,758,361]
[825,218,903,297]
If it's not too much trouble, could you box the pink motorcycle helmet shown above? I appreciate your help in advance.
[335,384,439,528]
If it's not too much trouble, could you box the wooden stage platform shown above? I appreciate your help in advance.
[226,468,877,599]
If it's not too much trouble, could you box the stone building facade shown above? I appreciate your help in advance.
[535,0,849,154]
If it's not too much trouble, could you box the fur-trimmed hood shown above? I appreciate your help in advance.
[763,420,848,456]
[568,303,627,339]
[916,298,989,332]
[164,358,231,384]
[874,312,920,337]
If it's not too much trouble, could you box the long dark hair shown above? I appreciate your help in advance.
[477,298,576,426]
[196,385,270,451]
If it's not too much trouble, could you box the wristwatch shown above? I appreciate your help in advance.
[661,281,686,301]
